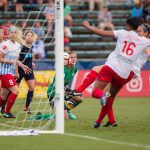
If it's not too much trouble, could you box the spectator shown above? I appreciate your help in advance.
[32,21,45,38]
[36,0,43,4]
[32,36,45,59]
[89,0,104,12]
[98,5,114,30]
[131,0,143,18]
[64,0,73,26]
[15,0,24,18]
[0,0,8,12]
[43,0,55,34]
[142,0,150,23]
[1,21,13,39]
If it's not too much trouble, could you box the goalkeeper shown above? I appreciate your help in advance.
[47,51,82,120]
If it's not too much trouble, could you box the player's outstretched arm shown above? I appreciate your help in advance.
[82,21,115,37]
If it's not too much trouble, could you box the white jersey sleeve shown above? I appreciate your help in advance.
[113,29,127,39]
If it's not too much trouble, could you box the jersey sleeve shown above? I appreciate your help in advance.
[113,30,126,39]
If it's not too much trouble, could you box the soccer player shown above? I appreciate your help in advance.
[16,31,36,114]
[65,23,150,126]
[66,21,150,126]
[47,51,79,120]
[0,26,32,118]
[82,17,150,128]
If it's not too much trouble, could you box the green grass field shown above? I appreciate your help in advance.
[0,97,150,150]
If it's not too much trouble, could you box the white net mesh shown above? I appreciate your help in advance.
[0,2,59,133]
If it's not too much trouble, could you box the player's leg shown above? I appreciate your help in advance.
[24,79,35,114]
[0,90,10,114]
[76,65,103,93]
[3,75,19,118]
[0,88,9,111]
[94,85,120,128]
[103,83,117,127]
[94,71,134,128]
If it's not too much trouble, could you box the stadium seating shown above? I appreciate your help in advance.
[0,2,132,59]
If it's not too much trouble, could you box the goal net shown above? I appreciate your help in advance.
[0,0,64,135]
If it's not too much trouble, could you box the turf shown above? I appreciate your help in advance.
[0,97,150,150]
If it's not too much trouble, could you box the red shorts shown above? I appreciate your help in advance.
[0,74,17,88]
[97,65,134,89]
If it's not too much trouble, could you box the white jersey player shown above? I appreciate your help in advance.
[82,18,150,128]
[0,26,31,118]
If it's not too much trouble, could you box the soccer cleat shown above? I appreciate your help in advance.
[93,121,100,128]
[100,92,111,106]
[68,112,77,120]
[65,87,82,97]
[24,107,32,114]
[103,122,118,127]
[3,112,16,118]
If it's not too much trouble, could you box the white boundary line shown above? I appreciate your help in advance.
[64,133,150,150]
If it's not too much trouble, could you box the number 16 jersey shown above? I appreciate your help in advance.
[105,30,150,79]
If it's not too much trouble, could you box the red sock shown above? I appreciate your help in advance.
[107,107,115,124]
[92,88,104,99]
[76,70,98,93]
[5,93,18,113]
[0,96,3,106]
[96,97,114,124]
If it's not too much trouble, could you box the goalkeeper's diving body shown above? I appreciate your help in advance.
[31,51,82,120]
[47,51,82,120]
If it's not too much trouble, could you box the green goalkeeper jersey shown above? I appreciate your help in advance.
[47,65,77,101]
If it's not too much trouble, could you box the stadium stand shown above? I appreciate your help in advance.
[0,1,133,59]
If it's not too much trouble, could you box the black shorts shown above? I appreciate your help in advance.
[16,67,35,84]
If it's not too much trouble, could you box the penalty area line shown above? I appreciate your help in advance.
[65,133,150,150]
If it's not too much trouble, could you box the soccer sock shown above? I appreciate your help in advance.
[25,91,34,107]
[92,88,104,99]
[107,107,115,124]
[1,91,11,110]
[0,96,4,106]
[96,97,114,124]
[76,70,98,93]
[5,93,18,113]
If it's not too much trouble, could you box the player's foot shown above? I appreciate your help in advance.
[24,107,32,114]
[65,87,82,97]
[68,112,76,120]
[3,112,16,118]
[93,121,100,128]
[103,122,118,127]
[100,92,111,106]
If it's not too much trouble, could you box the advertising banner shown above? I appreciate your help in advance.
[71,70,150,97]
[18,71,55,98]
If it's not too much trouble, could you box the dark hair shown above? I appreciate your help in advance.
[24,31,34,36]
[142,23,150,33]
[126,17,141,30]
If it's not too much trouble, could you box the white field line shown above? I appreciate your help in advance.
[64,133,150,150]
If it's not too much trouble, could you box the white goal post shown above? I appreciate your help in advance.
[55,0,64,134]
[0,0,64,135]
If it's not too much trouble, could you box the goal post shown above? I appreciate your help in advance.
[55,0,64,134]
[0,0,64,135]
